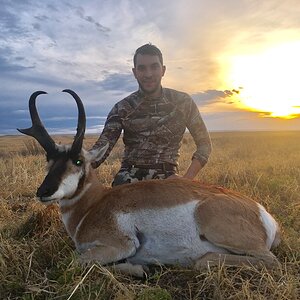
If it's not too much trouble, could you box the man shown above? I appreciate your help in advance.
[91,43,212,186]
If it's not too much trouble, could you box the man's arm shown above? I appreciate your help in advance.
[187,99,212,170]
[169,97,211,180]
[168,158,202,180]
[90,105,122,168]
[183,158,203,179]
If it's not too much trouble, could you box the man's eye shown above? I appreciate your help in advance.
[151,64,159,70]
[74,159,83,166]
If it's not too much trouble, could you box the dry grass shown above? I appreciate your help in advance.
[0,131,299,299]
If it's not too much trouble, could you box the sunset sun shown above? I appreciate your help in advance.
[224,41,300,119]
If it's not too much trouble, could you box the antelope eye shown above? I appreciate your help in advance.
[74,159,83,166]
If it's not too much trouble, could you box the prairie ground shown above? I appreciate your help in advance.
[0,131,299,299]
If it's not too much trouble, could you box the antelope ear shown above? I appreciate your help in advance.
[87,143,109,163]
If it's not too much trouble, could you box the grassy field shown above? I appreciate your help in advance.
[0,131,299,299]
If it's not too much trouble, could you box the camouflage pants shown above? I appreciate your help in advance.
[112,167,176,187]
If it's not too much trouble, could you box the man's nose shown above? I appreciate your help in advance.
[144,68,153,78]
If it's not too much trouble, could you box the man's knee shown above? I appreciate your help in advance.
[112,169,138,186]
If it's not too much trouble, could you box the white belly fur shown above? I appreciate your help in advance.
[116,200,228,266]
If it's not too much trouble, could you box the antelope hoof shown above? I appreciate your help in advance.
[113,262,149,278]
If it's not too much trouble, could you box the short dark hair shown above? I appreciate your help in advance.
[133,43,163,67]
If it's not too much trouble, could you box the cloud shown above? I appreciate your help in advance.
[0,5,20,38]
[192,89,240,106]
[203,110,300,131]
[97,73,137,92]
[47,3,58,12]
[10,99,108,135]
[12,110,27,115]
[0,56,32,72]
[259,112,300,119]
[75,6,110,33]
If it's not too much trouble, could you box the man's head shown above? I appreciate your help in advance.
[132,43,166,97]
[133,44,163,67]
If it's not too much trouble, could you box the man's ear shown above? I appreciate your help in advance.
[87,143,109,163]
[162,65,166,77]
[132,67,137,79]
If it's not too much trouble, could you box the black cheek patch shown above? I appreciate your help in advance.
[37,159,68,198]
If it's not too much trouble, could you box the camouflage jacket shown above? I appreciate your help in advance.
[92,88,212,168]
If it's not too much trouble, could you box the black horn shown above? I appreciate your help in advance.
[17,91,56,154]
[62,89,86,155]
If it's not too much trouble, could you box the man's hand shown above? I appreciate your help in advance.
[168,159,202,181]
[167,174,182,180]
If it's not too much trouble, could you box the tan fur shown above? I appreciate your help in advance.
[196,194,268,254]
[41,156,281,276]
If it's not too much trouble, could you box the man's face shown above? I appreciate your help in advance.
[132,54,166,96]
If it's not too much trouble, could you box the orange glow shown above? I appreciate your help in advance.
[223,41,300,119]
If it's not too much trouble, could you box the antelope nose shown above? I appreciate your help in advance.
[36,186,55,198]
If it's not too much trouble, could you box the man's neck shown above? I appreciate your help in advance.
[139,87,163,99]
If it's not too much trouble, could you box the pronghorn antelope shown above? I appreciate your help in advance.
[18,90,281,277]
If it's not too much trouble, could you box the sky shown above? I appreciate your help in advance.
[1,0,300,136]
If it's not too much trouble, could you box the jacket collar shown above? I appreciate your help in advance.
[137,87,168,103]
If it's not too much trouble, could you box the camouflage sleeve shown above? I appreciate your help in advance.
[186,98,212,167]
[90,104,123,168]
